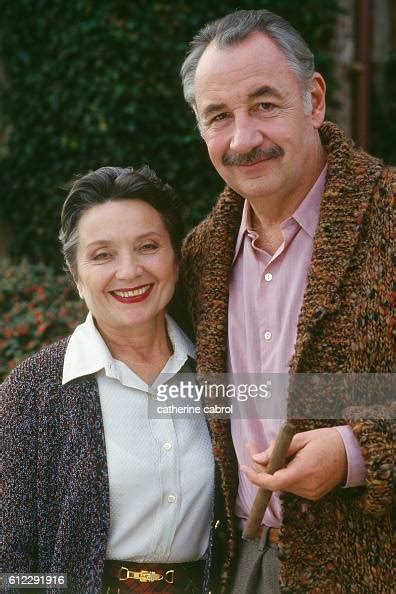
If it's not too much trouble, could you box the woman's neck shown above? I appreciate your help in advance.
[96,315,173,383]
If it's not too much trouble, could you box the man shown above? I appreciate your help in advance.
[180,9,394,594]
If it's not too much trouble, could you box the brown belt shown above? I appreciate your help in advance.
[249,525,280,544]
[102,559,205,593]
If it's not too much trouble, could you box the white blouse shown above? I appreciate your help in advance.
[62,312,214,562]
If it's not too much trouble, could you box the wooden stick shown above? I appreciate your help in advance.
[242,422,296,541]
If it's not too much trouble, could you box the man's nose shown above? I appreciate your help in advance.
[229,114,263,154]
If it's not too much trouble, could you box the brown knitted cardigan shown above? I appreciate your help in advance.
[181,122,394,593]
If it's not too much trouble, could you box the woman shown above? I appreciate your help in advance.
[2,166,215,593]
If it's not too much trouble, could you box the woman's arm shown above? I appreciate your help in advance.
[2,363,38,572]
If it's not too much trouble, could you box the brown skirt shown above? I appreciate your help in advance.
[102,559,205,594]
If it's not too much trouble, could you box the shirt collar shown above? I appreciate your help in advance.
[62,311,195,386]
[233,164,327,261]
[291,164,327,238]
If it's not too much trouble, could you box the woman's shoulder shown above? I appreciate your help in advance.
[2,337,70,392]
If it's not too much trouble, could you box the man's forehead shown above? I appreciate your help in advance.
[195,32,288,79]
[194,32,295,105]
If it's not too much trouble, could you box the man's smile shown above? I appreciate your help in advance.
[237,156,275,169]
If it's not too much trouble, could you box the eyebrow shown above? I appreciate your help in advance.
[202,102,227,119]
[248,85,283,100]
[85,240,112,249]
[202,85,283,119]
[85,232,162,250]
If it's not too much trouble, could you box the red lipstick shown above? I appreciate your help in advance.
[110,284,153,304]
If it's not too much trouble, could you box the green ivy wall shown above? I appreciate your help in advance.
[1,0,341,267]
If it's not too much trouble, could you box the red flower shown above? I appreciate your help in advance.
[34,310,43,324]
[36,323,48,335]
[16,323,29,337]
[35,287,46,302]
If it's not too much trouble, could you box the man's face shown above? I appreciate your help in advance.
[194,32,325,206]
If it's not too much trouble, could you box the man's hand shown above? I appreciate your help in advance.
[241,428,348,501]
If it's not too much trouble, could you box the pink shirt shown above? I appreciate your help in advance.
[227,167,365,529]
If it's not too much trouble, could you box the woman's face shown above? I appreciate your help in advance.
[75,199,179,334]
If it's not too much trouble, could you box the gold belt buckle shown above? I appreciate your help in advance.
[119,567,163,582]
[118,566,175,584]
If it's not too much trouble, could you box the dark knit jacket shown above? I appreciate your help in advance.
[181,122,395,593]
[2,339,109,593]
[1,341,214,594]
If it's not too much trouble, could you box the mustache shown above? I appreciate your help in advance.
[222,145,284,166]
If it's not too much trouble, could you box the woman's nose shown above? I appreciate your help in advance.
[115,255,143,280]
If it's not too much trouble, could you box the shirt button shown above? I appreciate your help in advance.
[167,494,177,503]
[163,442,172,451]
[264,273,273,282]
[264,331,272,341]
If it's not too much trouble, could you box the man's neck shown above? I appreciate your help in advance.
[249,146,327,254]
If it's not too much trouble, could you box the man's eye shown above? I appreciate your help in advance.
[258,102,275,111]
[211,112,228,124]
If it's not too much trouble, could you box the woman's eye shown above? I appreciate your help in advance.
[93,252,110,261]
[141,243,158,251]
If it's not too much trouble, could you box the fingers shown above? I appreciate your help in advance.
[241,458,303,493]
[250,439,275,464]
[240,465,278,490]
[245,442,267,473]
[242,428,349,500]
[251,432,307,465]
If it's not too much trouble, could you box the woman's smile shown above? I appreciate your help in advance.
[110,283,154,303]
[75,199,179,334]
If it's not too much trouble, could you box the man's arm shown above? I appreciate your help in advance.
[242,414,394,510]
[242,427,348,501]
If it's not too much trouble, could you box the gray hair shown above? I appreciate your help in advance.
[59,165,184,279]
[180,9,315,114]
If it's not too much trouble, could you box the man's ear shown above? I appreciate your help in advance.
[193,105,204,137]
[310,72,326,128]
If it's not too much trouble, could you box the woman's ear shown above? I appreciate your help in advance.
[75,278,84,300]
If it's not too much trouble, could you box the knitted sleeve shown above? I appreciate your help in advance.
[345,167,395,515]
[348,414,395,515]
[1,358,40,572]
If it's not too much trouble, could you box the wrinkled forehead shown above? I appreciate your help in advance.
[196,32,290,83]
[194,32,299,113]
